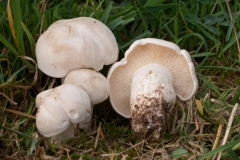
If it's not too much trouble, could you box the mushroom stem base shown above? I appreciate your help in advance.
[130,63,176,140]
[131,97,172,140]
[52,122,74,143]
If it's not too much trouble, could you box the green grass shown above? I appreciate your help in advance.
[1,0,240,159]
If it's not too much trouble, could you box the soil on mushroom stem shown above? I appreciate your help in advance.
[131,93,174,140]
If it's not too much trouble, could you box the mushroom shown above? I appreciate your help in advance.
[36,84,91,142]
[63,69,110,104]
[35,17,118,142]
[63,69,110,128]
[107,38,198,140]
[36,17,118,78]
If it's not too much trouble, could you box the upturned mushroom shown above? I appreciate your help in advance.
[36,84,91,142]
[107,38,198,140]
[36,17,118,78]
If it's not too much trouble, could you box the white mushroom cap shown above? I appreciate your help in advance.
[36,84,91,137]
[63,69,110,104]
[36,98,70,137]
[107,38,198,118]
[36,89,51,107]
[49,84,91,123]
[36,17,118,78]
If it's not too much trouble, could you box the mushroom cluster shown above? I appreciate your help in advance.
[107,38,198,140]
[35,17,118,142]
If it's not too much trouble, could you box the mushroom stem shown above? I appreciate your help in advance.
[52,123,75,143]
[130,63,176,140]
[79,104,94,129]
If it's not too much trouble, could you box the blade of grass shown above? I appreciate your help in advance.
[20,22,36,60]
[18,56,38,89]
[0,33,19,57]
[0,32,34,70]
[195,23,220,43]
[4,65,27,85]
[1,35,32,71]
[109,4,134,20]
[227,149,240,160]
[107,17,123,30]
[52,5,59,22]
[119,30,152,49]
[217,103,239,160]
[100,1,112,24]
[225,23,232,42]
[222,31,240,53]
[199,66,240,72]
[199,139,240,160]
[11,0,25,55]
[191,52,216,58]
[144,0,164,6]
[225,0,240,60]
[7,0,20,53]
[182,33,208,51]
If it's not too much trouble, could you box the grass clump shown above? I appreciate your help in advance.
[0,0,240,159]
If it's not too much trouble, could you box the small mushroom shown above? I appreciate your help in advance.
[64,69,110,104]
[36,17,118,78]
[36,97,70,137]
[107,38,198,140]
[63,69,110,128]
[36,84,91,141]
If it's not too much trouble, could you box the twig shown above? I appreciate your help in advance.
[94,122,102,149]
[101,141,145,157]
[211,99,234,108]
[217,103,239,160]
[0,92,17,105]
[48,78,56,89]
[210,2,218,15]
[209,121,223,160]
[225,0,240,60]
[0,117,6,135]
[6,49,14,104]
[0,106,36,119]
[130,142,140,157]
[39,3,46,34]
[150,144,160,160]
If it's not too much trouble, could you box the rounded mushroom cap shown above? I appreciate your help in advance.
[107,38,198,118]
[48,84,92,123]
[36,98,70,137]
[63,69,110,104]
[36,84,92,137]
[36,17,118,78]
